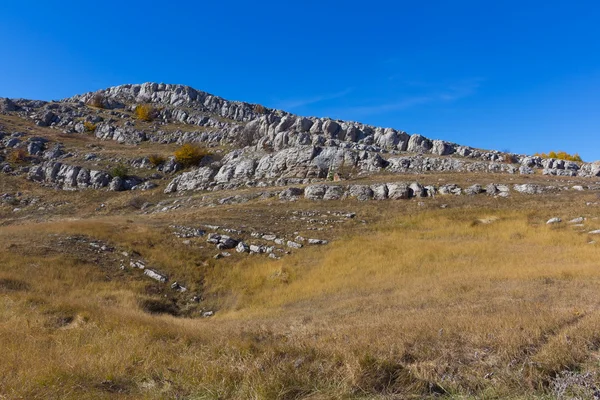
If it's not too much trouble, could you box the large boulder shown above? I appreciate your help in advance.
[304,185,327,200]
[407,134,433,153]
[387,182,410,199]
[431,140,455,156]
[347,185,373,201]
[164,167,216,193]
[0,98,17,112]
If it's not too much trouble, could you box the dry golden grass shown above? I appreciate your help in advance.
[2,192,600,399]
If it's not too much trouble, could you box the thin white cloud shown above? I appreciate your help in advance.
[340,78,484,117]
[274,88,353,110]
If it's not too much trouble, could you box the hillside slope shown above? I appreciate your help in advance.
[1,84,600,399]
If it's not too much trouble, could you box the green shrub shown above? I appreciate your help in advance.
[110,164,129,179]
[174,144,210,168]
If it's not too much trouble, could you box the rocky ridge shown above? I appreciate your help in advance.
[1,82,600,195]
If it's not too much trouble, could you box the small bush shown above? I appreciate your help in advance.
[534,151,583,162]
[502,153,517,164]
[148,154,166,167]
[110,164,129,179]
[174,144,210,168]
[8,149,28,165]
[135,104,156,122]
[254,104,267,114]
[83,121,97,133]
[87,93,105,109]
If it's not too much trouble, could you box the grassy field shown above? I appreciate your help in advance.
[2,187,600,399]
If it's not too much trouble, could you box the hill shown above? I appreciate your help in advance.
[1,83,600,399]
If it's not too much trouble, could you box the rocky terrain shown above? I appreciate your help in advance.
[1,83,599,197]
[2,83,600,399]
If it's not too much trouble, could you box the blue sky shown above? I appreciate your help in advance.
[1,1,599,160]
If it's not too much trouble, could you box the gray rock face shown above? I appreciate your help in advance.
[215,151,257,183]
[304,185,327,200]
[279,187,304,200]
[323,185,345,200]
[27,137,48,156]
[407,134,433,153]
[438,184,462,195]
[513,184,543,194]
[109,177,124,191]
[43,144,64,160]
[5,81,595,197]
[431,140,455,156]
[387,182,410,199]
[347,185,373,201]
[408,182,426,197]
[371,184,388,200]
[27,161,111,190]
[519,166,534,175]
[164,167,216,193]
[236,242,250,253]
[465,184,484,195]
[0,98,18,112]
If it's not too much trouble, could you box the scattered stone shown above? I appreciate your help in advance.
[144,269,167,283]
[279,187,304,201]
[236,242,249,253]
[130,261,145,269]
[287,241,303,249]
[546,217,562,224]
[171,282,187,292]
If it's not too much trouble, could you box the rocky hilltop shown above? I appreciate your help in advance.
[1,82,599,195]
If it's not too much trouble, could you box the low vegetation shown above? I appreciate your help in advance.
[535,151,583,162]
[7,148,28,165]
[147,154,166,167]
[83,121,97,133]
[254,104,267,114]
[109,164,128,179]
[174,143,210,168]
[134,104,157,122]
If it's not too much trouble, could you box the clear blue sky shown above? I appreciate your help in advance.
[1,1,599,160]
